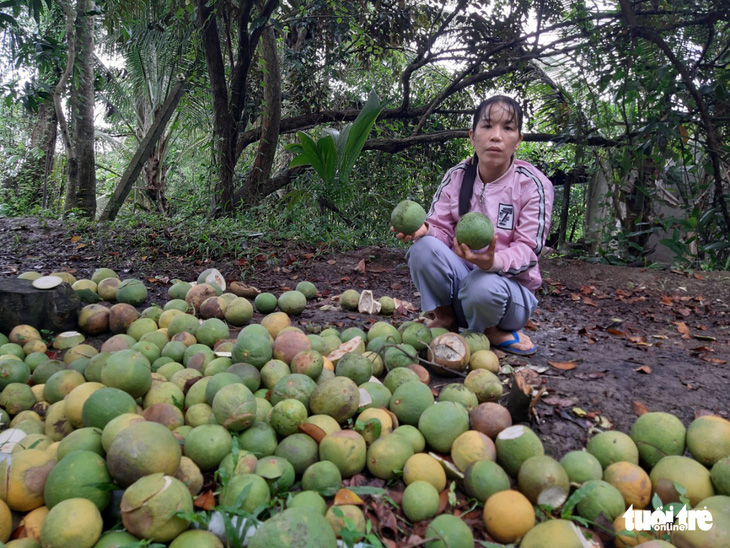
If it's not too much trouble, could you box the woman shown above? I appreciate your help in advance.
[396,96,553,355]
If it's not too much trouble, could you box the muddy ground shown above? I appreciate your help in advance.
[1,215,729,543]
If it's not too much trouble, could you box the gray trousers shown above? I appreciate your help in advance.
[407,235,538,333]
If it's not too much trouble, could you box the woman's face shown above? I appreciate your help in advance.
[469,102,523,180]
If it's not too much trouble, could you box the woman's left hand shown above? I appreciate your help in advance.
[453,234,498,271]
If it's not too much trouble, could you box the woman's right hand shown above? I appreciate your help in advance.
[391,223,428,242]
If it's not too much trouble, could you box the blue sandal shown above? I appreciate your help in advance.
[493,331,537,356]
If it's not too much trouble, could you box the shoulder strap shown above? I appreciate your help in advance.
[458,154,478,216]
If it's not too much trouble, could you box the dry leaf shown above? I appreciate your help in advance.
[548,360,578,371]
[354,259,366,273]
[194,490,216,510]
[297,422,327,443]
[334,488,364,505]
[631,401,649,417]
[693,272,705,281]
[582,297,597,307]
[571,293,581,301]
[674,321,691,339]
[700,356,727,365]
[634,365,652,374]
[70,235,81,243]
[606,328,626,336]
[327,259,337,265]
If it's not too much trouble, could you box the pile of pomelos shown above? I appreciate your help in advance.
[0,267,728,548]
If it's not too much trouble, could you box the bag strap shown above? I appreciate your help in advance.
[458,154,478,216]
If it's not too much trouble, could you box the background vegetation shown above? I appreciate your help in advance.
[1,0,728,268]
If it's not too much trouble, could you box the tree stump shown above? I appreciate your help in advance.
[0,278,80,334]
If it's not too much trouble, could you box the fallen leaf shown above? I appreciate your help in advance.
[700,356,727,365]
[582,297,597,307]
[70,235,81,243]
[548,360,578,371]
[437,489,449,514]
[573,407,587,417]
[571,293,581,301]
[607,328,626,336]
[542,396,575,407]
[632,401,650,416]
[354,259,366,273]
[693,272,705,281]
[694,334,716,341]
[327,259,337,265]
[628,336,647,344]
[334,488,364,505]
[298,422,327,443]
[194,490,215,510]
[674,321,691,339]
[634,365,652,374]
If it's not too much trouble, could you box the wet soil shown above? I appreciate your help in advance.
[1,216,729,543]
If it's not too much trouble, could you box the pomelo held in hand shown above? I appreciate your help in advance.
[455,211,494,250]
[391,200,427,236]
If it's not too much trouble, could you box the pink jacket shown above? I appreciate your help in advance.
[425,157,554,291]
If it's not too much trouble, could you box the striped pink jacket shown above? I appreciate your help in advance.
[424,157,554,291]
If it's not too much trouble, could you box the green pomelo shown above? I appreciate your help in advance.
[367,434,414,480]
[0,383,35,415]
[82,387,139,429]
[0,359,31,390]
[290,349,324,379]
[255,455,296,495]
[319,430,367,478]
[650,455,715,506]
[460,329,491,353]
[438,383,479,412]
[575,479,627,521]
[274,433,319,475]
[517,455,570,507]
[121,473,193,542]
[196,318,230,348]
[520,519,588,548]
[254,292,278,313]
[418,401,469,453]
[389,381,434,426]
[184,424,232,471]
[463,369,502,403]
[301,460,342,494]
[138,331,168,352]
[168,530,225,548]
[167,314,200,338]
[686,415,730,467]
[425,514,474,548]
[359,381,392,410]
[270,373,317,410]
[335,352,373,386]
[40,497,103,548]
[295,281,317,300]
[238,421,279,458]
[278,290,307,315]
[224,297,254,326]
[383,343,418,369]
[126,318,158,341]
[671,495,730,548]
[100,349,152,399]
[168,281,192,300]
[56,427,104,460]
[106,421,182,487]
[630,411,687,468]
[393,425,427,453]
[463,459,510,502]
[288,491,327,515]
[269,398,308,436]
[91,268,119,284]
[402,481,440,522]
[383,367,420,394]
[401,323,431,351]
[43,450,112,510]
[205,372,243,404]
[228,362,262,392]
[260,359,290,388]
[115,279,148,307]
[367,321,401,343]
[587,430,639,468]
[391,200,427,236]
[309,376,360,424]
[339,290,360,311]
[211,382,257,432]
[232,334,272,369]
[559,450,604,485]
[455,211,494,250]
[711,457,730,495]
[183,343,216,371]
[495,424,545,477]
[249,507,336,548]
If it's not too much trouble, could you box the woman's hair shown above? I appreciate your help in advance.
[472,95,523,134]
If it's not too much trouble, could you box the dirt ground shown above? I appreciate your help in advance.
[1,215,729,542]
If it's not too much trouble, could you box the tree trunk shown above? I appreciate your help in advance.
[238,26,281,206]
[66,0,97,218]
